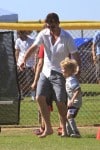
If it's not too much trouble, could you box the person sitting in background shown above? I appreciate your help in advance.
[92,31,100,84]
[15,30,37,100]
[60,57,82,138]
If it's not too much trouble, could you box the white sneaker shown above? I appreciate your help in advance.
[31,96,35,101]
[31,91,35,101]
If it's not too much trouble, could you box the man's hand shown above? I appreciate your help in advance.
[31,82,37,90]
[19,60,26,71]
[75,66,81,79]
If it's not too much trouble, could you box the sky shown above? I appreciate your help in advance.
[0,0,100,21]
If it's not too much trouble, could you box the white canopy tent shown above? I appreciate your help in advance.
[0,8,18,22]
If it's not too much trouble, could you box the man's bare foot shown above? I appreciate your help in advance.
[33,127,44,135]
[38,130,53,138]
[61,130,67,137]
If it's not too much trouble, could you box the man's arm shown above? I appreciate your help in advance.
[19,44,38,70]
[31,44,44,90]
[71,51,81,76]
[72,52,81,67]
[15,49,19,63]
[31,58,44,90]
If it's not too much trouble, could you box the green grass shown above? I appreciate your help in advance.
[0,84,100,150]
[81,84,100,92]
[19,95,100,126]
[76,95,100,126]
[0,127,100,150]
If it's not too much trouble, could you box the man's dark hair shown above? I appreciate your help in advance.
[17,30,27,34]
[45,13,60,24]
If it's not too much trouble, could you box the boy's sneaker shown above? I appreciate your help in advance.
[70,133,81,138]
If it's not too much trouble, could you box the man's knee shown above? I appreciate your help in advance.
[36,95,46,103]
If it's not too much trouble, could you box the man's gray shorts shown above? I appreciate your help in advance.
[36,70,67,102]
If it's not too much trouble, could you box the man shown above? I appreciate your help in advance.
[19,13,81,138]
[92,31,100,84]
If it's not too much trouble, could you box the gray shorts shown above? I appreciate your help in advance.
[36,70,67,103]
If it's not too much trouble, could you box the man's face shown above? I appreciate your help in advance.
[46,21,59,32]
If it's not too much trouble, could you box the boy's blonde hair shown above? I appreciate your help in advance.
[60,57,78,74]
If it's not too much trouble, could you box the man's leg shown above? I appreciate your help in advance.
[50,70,67,136]
[56,102,67,136]
[36,95,53,137]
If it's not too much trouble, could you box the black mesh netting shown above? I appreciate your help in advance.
[78,39,97,83]
[0,31,20,125]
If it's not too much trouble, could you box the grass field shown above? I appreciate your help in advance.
[0,84,100,150]
[0,127,100,150]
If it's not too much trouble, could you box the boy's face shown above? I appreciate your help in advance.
[61,66,72,78]
[61,67,68,77]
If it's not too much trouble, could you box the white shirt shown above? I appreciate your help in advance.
[15,36,35,67]
[34,28,78,77]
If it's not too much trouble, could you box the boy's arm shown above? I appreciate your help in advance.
[68,88,81,107]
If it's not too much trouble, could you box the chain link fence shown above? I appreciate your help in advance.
[0,31,20,125]
[0,30,100,127]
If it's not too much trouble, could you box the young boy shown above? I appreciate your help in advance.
[60,57,82,138]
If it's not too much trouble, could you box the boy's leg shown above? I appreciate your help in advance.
[68,118,80,133]
[67,108,81,137]
[66,121,73,136]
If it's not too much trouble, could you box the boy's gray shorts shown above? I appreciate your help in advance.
[36,70,67,103]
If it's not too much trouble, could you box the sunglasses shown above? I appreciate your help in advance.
[47,25,56,29]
